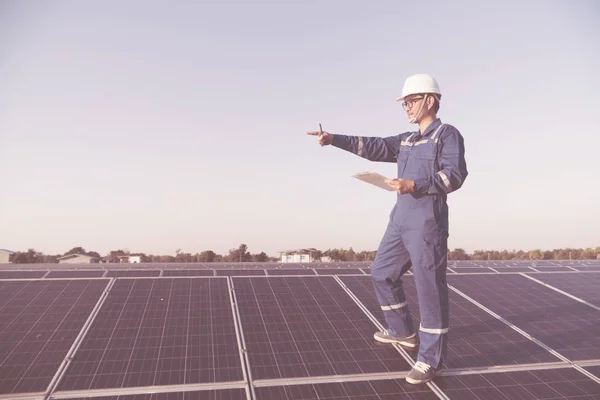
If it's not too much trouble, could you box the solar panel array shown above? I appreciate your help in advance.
[1,260,599,399]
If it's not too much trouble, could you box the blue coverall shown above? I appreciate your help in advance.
[331,118,468,368]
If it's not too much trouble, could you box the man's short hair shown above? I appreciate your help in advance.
[431,94,440,114]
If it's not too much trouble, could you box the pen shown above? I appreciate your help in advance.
[319,123,323,136]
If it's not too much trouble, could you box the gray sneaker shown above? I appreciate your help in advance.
[405,361,436,384]
[373,330,417,349]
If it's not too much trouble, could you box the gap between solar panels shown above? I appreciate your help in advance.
[227,276,257,400]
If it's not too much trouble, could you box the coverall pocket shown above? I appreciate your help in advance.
[421,233,446,270]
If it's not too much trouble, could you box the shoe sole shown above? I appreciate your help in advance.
[373,334,417,348]
[405,376,433,385]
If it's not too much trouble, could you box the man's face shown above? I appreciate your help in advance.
[402,94,425,121]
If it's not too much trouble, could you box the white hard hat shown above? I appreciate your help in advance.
[396,73,441,102]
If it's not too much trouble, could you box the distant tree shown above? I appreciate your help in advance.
[528,249,543,260]
[198,250,217,262]
[449,248,469,260]
[11,248,43,264]
[252,252,268,262]
[64,247,86,256]
[175,250,193,263]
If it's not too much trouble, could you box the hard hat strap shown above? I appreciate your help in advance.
[409,94,429,124]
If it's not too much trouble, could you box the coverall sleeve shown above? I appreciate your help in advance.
[331,134,401,163]
[414,127,468,195]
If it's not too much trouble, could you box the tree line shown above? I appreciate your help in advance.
[6,245,599,264]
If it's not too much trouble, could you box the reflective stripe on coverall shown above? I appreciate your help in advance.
[331,118,468,367]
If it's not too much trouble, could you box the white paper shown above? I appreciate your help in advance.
[352,171,396,191]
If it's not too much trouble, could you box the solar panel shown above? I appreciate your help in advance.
[0,279,108,395]
[490,267,535,273]
[523,272,600,307]
[583,365,600,377]
[574,266,600,272]
[338,275,559,368]
[255,378,438,399]
[0,270,47,279]
[435,367,600,399]
[62,388,249,399]
[106,270,161,277]
[313,268,364,275]
[161,270,214,277]
[532,266,574,272]
[450,267,494,274]
[266,269,316,275]
[46,270,106,278]
[448,274,600,361]
[56,278,243,392]
[232,276,411,380]
[215,269,265,276]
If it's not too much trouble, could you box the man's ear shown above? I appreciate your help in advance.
[426,95,435,110]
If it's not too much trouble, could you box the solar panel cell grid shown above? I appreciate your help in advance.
[215,269,265,276]
[265,269,316,275]
[574,266,600,272]
[524,272,600,306]
[232,276,411,380]
[339,276,559,368]
[68,389,248,399]
[450,268,494,274]
[106,270,161,277]
[0,270,47,279]
[436,368,600,399]
[532,266,573,272]
[161,270,214,277]
[46,270,106,278]
[491,267,535,273]
[255,379,438,399]
[313,269,363,275]
[0,279,107,395]
[448,274,600,361]
[57,278,242,391]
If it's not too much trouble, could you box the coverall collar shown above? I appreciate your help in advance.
[420,118,442,137]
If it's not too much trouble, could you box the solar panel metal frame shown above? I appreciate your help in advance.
[447,276,600,363]
[337,275,563,369]
[3,266,600,400]
[47,276,252,400]
[0,278,112,400]
[226,275,457,398]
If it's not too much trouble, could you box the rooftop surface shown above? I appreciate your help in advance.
[1,260,600,399]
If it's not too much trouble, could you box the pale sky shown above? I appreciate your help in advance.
[1,0,599,258]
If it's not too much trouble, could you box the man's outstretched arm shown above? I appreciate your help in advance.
[307,130,401,163]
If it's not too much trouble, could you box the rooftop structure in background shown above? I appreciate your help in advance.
[0,249,14,264]
[57,253,100,264]
[117,255,142,263]
[1,259,600,398]
[279,248,317,263]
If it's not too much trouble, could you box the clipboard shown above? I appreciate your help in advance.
[352,171,396,191]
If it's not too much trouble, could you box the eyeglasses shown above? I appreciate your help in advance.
[401,97,424,110]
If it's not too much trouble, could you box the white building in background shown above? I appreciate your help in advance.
[0,249,14,264]
[117,255,142,263]
[58,254,99,264]
[279,249,315,263]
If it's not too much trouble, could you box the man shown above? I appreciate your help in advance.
[307,73,468,384]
